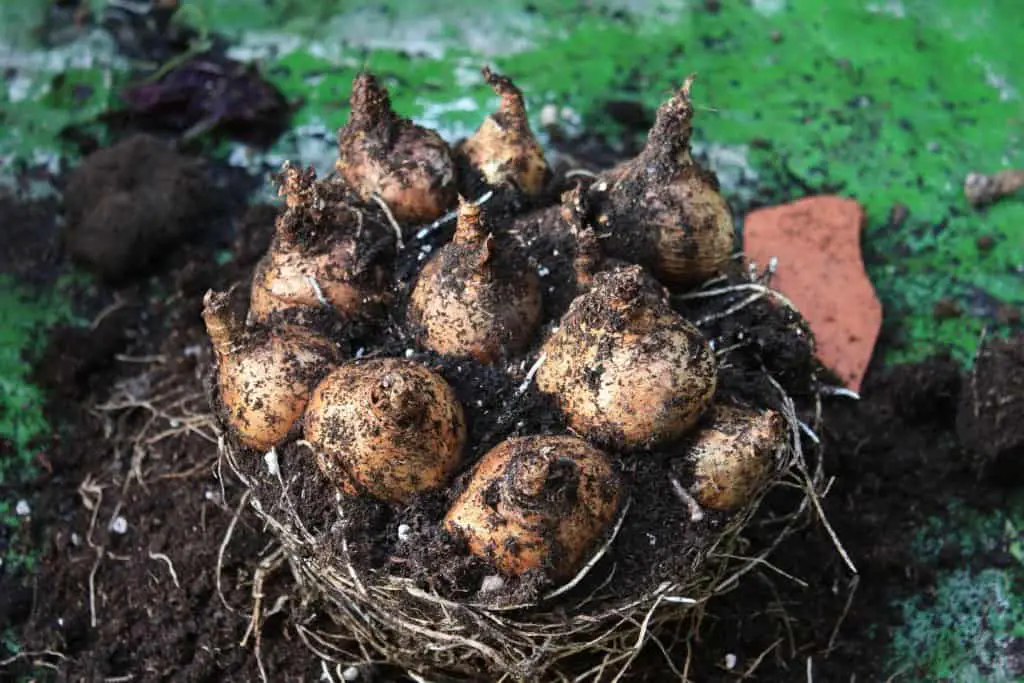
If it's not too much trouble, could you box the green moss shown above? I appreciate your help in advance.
[891,568,1024,682]
[889,495,1024,680]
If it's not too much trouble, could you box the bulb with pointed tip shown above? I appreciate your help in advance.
[407,198,542,363]
[203,288,338,451]
[304,358,466,504]
[536,265,717,450]
[588,76,734,287]
[688,404,786,511]
[444,435,620,579]
[456,66,550,196]
[336,72,457,225]
[249,163,395,324]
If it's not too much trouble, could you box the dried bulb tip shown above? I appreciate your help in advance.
[349,71,393,121]
[680,73,697,100]
[454,197,487,244]
[202,288,241,350]
[481,65,524,104]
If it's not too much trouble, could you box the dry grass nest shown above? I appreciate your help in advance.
[197,68,846,682]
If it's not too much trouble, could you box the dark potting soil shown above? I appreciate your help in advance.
[2,137,1021,682]
[61,133,221,283]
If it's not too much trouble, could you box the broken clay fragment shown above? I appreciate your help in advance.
[742,196,882,392]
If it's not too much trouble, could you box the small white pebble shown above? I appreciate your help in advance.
[397,524,412,542]
[204,490,221,504]
[404,348,415,358]
[57,617,64,627]
[725,653,737,670]
[355,347,365,359]
[15,500,30,517]
[110,516,128,534]
[264,449,280,477]
[71,533,82,547]
[480,575,505,593]
[342,665,360,681]
[552,249,559,257]
[537,266,550,277]
[646,533,657,546]
[420,244,433,254]
[595,181,608,192]
[475,400,483,407]
[170,418,181,428]
[539,103,559,128]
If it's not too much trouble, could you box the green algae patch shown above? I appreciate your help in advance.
[888,495,1024,681]
[0,275,80,525]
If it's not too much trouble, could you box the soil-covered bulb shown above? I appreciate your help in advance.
[203,289,338,452]
[688,404,786,511]
[445,435,620,579]
[408,198,543,363]
[536,265,717,450]
[249,163,394,324]
[336,72,457,225]
[303,358,466,504]
[588,76,735,287]
[456,66,550,196]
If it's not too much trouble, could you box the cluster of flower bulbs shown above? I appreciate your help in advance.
[204,67,786,581]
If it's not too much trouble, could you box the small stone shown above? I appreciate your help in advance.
[725,653,738,670]
[743,196,882,392]
[110,516,128,534]
[264,449,280,476]
[397,524,412,542]
[342,666,360,681]
[539,103,559,128]
[15,500,31,517]
[480,575,505,593]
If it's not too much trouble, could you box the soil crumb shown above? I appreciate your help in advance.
[957,333,1024,482]
[62,133,217,281]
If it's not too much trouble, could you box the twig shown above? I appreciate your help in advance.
[371,193,404,250]
[695,291,766,326]
[217,490,251,613]
[413,190,494,241]
[544,498,632,601]
[740,638,782,680]
[668,477,705,522]
[0,650,67,667]
[305,275,329,306]
[515,353,547,397]
[818,385,860,400]
[964,168,1024,207]
[88,547,105,628]
[826,575,860,654]
[564,169,598,179]
[148,551,181,589]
